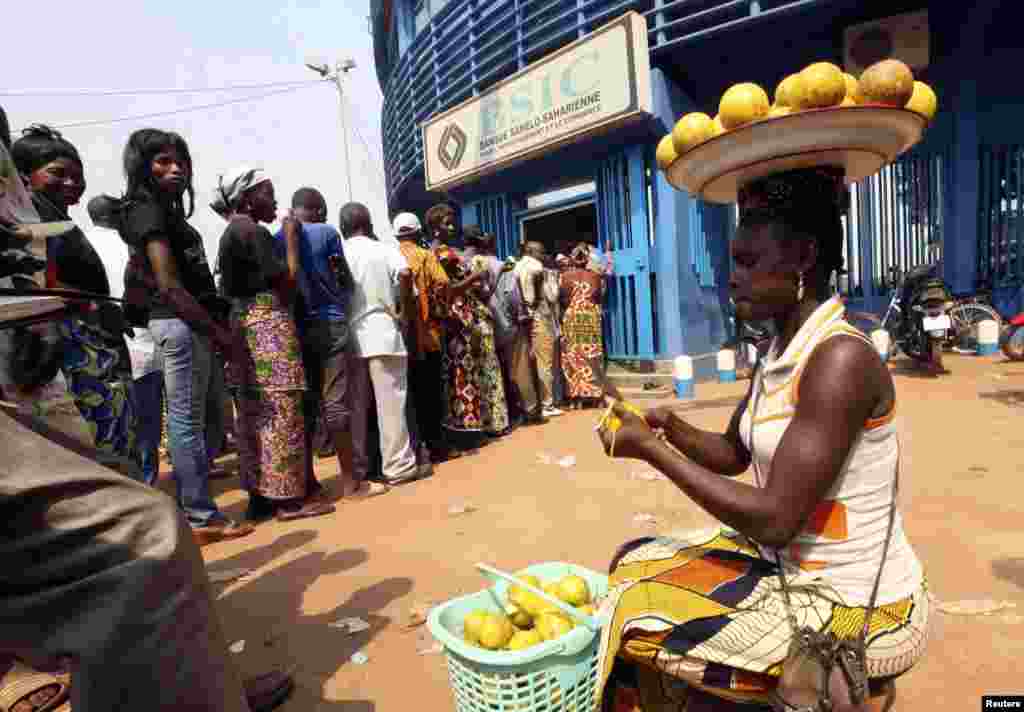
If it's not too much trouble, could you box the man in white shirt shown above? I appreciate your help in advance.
[339,203,418,485]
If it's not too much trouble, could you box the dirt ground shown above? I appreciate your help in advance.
[197,352,1024,711]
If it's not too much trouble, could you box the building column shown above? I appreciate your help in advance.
[649,68,727,366]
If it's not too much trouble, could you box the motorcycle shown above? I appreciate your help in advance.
[874,263,953,372]
[1000,311,1024,361]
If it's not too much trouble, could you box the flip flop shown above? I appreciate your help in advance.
[191,519,255,547]
[0,660,70,712]
[274,499,336,522]
[342,481,390,500]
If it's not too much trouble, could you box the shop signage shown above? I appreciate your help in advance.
[422,11,652,191]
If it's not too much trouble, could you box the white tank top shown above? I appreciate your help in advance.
[738,297,924,606]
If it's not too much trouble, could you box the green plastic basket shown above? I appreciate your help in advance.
[427,562,610,712]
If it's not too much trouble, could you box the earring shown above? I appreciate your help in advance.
[796,272,805,302]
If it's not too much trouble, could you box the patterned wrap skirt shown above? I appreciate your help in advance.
[229,292,308,500]
[57,316,136,459]
[597,529,930,708]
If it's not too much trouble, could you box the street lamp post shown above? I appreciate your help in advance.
[306,58,357,203]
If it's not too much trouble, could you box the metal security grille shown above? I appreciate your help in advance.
[597,147,655,359]
[978,144,1024,290]
[842,147,948,312]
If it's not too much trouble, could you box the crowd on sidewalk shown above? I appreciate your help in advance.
[0,108,614,710]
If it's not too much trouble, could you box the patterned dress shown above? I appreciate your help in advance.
[441,289,481,433]
[228,292,308,500]
[473,294,509,435]
[559,270,605,400]
[58,316,136,459]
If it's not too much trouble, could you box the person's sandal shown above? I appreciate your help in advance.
[342,481,390,500]
[275,497,336,522]
[0,660,70,712]
[192,519,255,547]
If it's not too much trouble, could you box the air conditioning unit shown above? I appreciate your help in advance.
[844,10,929,77]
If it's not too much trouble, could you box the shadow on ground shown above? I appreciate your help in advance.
[992,558,1024,589]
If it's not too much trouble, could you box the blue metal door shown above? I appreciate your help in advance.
[597,145,655,360]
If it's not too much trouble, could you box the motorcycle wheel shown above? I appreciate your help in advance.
[1000,324,1024,361]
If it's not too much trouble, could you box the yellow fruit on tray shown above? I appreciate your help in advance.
[857,59,914,107]
[557,575,592,607]
[718,83,770,129]
[478,614,514,650]
[906,81,938,121]
[798,62,846,108]
[711,115,726,137]
[463,609,490,644]
[655,135,678,171]
[774,74,805,109]
[840,96,857,107]
[767,104,792,118]
[536,612,575,642]
[506,628,544,651]
[505,602,533,629]
[842,72,859,102]
[671,112,715,155]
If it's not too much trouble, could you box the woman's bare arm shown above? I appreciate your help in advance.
[613,336,883,548]
[146,239,232,350]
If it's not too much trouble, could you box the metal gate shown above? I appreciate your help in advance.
[596,146,655,360]
[978,143,1024,291]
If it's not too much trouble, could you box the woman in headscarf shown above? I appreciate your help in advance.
[213,167,334,522]
[596,167,929,711]
[116,128,253,545]
[10,125,137,464]
[559,242,606,409]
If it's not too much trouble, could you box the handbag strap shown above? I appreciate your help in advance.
[747,352,899,648]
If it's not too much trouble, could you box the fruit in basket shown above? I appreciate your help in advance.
[655,135,678,171]
[506,628,543,651]
[536,612,575,641]
[906,81,937,121]
[671,113,716,154]
[798,62,846,108]
[478,614,515,650]
[556,575,592,607]
[509,573,548,616]
[774,74,805,109]
[767,105,792,119]
[463,609,490,644]
[718,83,770,129]
[505,602,533,629]
[857,59,914,107]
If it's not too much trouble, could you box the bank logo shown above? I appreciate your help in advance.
[437,124,468,172]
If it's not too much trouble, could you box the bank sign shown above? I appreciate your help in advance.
[422,12,652,191]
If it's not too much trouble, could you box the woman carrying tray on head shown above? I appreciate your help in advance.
[595,164,930,711]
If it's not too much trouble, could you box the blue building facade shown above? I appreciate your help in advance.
[371,0,1022,367]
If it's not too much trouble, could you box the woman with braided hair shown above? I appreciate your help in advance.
[595,167,929,711]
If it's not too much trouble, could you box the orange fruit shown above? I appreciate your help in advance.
[906,81,938,121]
[799,62,846,108]
[655,135,678,170]
[718,83,770,129]
[858,59,915,107]
[671,112,716,154]
[774,74,806,109]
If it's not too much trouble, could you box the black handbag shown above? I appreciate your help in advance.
[746,359,899,712]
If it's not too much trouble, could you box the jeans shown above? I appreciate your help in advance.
[149,318,224,527]
[133,371,164,486]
